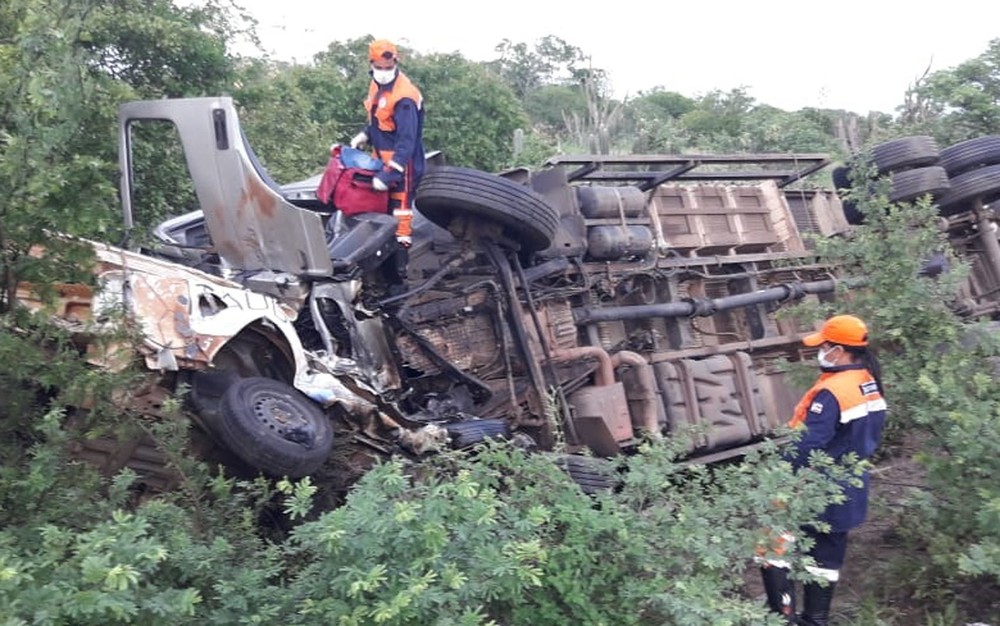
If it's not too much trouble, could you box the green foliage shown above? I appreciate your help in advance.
[0,403,840,625]
[262,437,836,626]
[524,84,589,133]
[84,0,236,98]
[488,36,589,99]
[407,53,529,171]
[0,510,202,624]
[308,36,376,134]
[234,61,331,184]
[621,86,840,155]
[906,38,1000,143]
[0,0,241,305]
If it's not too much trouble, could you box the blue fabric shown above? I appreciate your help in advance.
[803,528,849,570]
[340,147,383,171]
[788,364,887,532]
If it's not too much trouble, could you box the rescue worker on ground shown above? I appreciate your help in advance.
[349,38,426,292]
[760,314,888,625]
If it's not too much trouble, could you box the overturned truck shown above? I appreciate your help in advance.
[18,98,1000,491]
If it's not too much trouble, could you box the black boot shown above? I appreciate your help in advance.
[760,566,797,621]
[799,581,836,626]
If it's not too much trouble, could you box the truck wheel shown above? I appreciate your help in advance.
[938,135,1000,176]
[937,163,1000,216]
[871,136,940,174]
[554,454,617,495]
[889,166,950,203]
[415,166,559,251]
[214,377,333,478]
[445,418,510,449]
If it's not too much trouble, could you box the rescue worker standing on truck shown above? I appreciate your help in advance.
[350,38,426,290]
[761,314,887,625]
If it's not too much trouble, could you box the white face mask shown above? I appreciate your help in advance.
[818,346,840,368]
[371,67,398,85]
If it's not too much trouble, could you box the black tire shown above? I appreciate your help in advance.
[938,135,1000,176]
[554,454,617,495]
[214,377,333,478]
[832,165,865,226]
[445,419,510,449]
[937,163,1000,216]
[871,136,940,174]
[889,166,950,203]
[415,165,559,251]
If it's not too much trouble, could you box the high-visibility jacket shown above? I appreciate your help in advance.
[787,363,887,531]
[363,72,425,239]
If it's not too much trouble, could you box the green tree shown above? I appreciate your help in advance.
[406,52,529,171]
[903,38,1000,143]
[488,35,587,99]
[623,88,697,153]
[1,0,116,310]
[233,60,330,184]
[739,105,841,154]
[524,84,588,133]
[84,0,238,98]
[679,87,756,150]
[309,36,379,130]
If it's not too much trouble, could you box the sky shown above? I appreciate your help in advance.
[224,0,999,114]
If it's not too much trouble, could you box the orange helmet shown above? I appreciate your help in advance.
[369,39,399,63]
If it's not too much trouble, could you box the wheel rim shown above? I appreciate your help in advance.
[251,392,316,448]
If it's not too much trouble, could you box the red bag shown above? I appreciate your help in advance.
[315,145,388,216]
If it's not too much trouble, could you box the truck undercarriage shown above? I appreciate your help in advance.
[17,98,1000,491]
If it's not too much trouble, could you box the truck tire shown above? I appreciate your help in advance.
[214,377,333,478]
[871,136,940,174]
[936,164,1000,216]
[445,418,510,448]
[554,454,617,495]
[938,136,1000,176]
[889,166,950,203]
[415,166,560,251]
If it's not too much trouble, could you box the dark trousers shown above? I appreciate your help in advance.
[803,527,849,570]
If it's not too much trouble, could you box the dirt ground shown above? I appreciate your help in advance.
[742,432,998,625]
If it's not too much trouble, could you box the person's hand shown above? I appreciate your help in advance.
[396,235,412,247]
[374,168,403,191]
[350,132,368,149]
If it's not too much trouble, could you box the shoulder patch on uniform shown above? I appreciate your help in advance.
[860,381,879,396]
[809,401,824,414]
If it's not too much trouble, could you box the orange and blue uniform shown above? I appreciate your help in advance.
[363,71,425,244]
[788,363,887,532]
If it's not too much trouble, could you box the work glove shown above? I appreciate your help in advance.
[374,165,404,192]
[349,131,369,150]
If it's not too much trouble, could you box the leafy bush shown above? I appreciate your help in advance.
[0,398,845,626]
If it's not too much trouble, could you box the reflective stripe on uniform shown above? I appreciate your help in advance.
[804,565,840,582]
[840,397,888,424]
